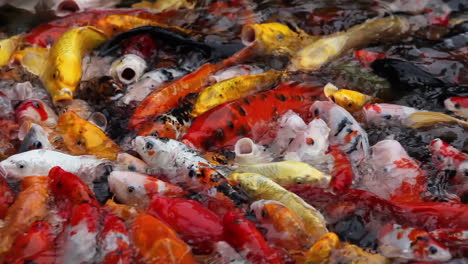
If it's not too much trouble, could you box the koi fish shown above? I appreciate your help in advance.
[108,171,187,208]
[310,101,369,166]
[205,241,247,264]
[1,221,55,264]
[430,228,468,247]
[130,214,196,264]
[97,212,132,264]
[229,172,328,240]
[362,139,427,202]
[0,93,14,119]
[41,26,108,103]
[51,0,122,17]
[378,224,451,262]
[191,69,283,117]
[291,16,409,71]
[0,149,106,183]
[329,243,389,264]
[429,138,468,197]
[57,111,121,160]
[406,112,468,129]
[120,68,187,106]
[444,97,468,118]
[241,22,317,57]
[15,99,58,127]
[76,75,125,105]
[129,63,223,129]
[136,92,197,138]
[235,161,330,187]
[183,82,324,151]
[48,166,99,208]
[148,197,224,254]
[0,176,49,254]
[57,203,99,264]
[250,200,313,250]
[0,35,22,67]
[354,49,386,68]
[324,83,376,112]
[361,103,419,125]
[133,136,248,206]
[223,211,284,264]
[109,54,147,84]
[0,119,19,161]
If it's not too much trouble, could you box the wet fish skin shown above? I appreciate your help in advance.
[97,212,132,264]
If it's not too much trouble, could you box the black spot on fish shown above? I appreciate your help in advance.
[333,214,377,250]
[217,181,249,206]
[158,137,170,143]
[215,128,225,141]
[334,118,352,137]
[243,97,251,105]
[275,94,287,102]
[346,134,361,154]
[236,105,247,116]
[383,114,391,120]
[236,125,248,136]
[227,121,234,130]
[189,169,197,178]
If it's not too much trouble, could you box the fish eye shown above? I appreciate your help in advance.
[428,246,438,255]
[348,103,353,107]
[32,141,42,149]
[314,108,319,116]
[32,101,41,109]
[128,164,136,171]
[454,103,460,109]
[52,70,60,79]
[16,160,26,169]
[145,141,154,150]
[127,186,135,193]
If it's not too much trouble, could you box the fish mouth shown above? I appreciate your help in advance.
[57,1,80,14]
[0,165,8,178]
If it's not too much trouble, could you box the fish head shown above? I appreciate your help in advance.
[133,136,174,167]
[444,97,468,112]
[0,153,34,178]
[45,55,81,102]
[300,117,330,154]
[250,200,272,220]
[228,172,261,195]
[411,233,452,262]
[15,100,58,126]
[19,123,51,152]
[108,171,147,207]
[330,90,368,112]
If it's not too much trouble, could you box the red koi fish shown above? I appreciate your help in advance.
[182,82,323,151]
[148,197,224,254]
[354,50,386,68]
[130,63,222,129]
[15,99,58,127]
[57,203,100,264]
[0,176,14,220]
[223,211,284,264]
[25,9,168,47]
[327,145,354,190]
[378,224,451,262]
[429,138,468,198]
[1,221,55,264]
[97,213,132,264]
[48,166,99,209]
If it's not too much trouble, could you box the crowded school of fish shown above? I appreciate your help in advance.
[0,0,467,263]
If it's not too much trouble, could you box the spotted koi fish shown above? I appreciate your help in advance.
[97,212,132,264]
[378,224,451,262]
[183,82,324,151]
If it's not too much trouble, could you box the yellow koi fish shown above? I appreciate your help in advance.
[41,26,107,102]
[291,16,409,71]
[229,172,328,240]
[57,111,121,160]
[0,35,22,67]
[330,244,390,264]
[241,22,318,57]
[0,176,48,254]
[191,69,283,117]
[234,161,330,187]
[324,83,376,112]
[304,232,340,263]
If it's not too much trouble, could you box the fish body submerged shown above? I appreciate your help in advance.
[183,82,324,151]
[41,26,108,103]
[133,136,248,206]
[235,161,330,187]
[229,172,328,240]
[378,224,451,262]
[362,140,426,202]
[0,149,105,183]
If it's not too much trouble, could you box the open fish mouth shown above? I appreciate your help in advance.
[57,1,80,14]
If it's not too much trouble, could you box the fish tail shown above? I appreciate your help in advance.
[407,112,468,128]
